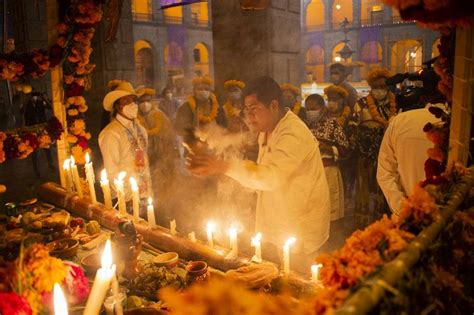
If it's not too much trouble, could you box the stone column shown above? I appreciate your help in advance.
[448,27,474,165]
[325,0,333,30]
[211,0,301,97]
[352,0,361,28]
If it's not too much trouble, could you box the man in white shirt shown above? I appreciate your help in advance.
[377,105,441,214]
[188,76,330,274]
[99,82,152,207]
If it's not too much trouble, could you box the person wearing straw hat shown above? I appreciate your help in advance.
[222,79,247,133]
[175,75,225,141]
[280,83,306,121]
[99,81,152,207]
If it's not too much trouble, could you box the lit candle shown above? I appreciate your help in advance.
[53,283,68,315]
[188,231,196,242]
[84,153,97,203]
[170,219,177,235]
[100,169,113,209]
[114,172,127,216]
[311,264,323,284]
[251,232,262,263]
[283,237,296,276]
[227,227,238,258]
[84,240,116,315]
[147,197,156,227]
[62,159,73,193]
[206,222,216,248]
[70,156,83,198]
[129,177,140,221]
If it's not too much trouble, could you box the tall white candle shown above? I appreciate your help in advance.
[170,219,177,235]
[84,240,116,315]
[251,232,262,263]
[147,197,156,227]
[227,227,238,258]
[70,156,83,198]
[129,177,140,221]
[100,169,113,209]
[111,273,123,315]
[114,172,127,216]
[311,264,323,284]
[53,283,68,315]
[283,237,296,275]
[84,153,97,203]
[62,159,73,193]
[206,222,215,248]
[188,231,196,242]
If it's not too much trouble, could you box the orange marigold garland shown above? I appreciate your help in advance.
[366,91,397,127]
[187,93,219,124]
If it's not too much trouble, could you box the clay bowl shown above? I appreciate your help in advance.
[152,252,179,268]
[49,238,79,259]
[80,252,101,275]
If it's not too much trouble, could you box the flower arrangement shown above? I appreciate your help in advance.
[0,244,89,315]
[187,93,220,124]
[224,79,246,90]
[0,117,64,163]
[280,83,300,96]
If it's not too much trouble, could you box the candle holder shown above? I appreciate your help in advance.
[113,221,143,280]
[185,261,210,285]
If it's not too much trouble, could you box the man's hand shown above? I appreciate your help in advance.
[187,153,229,177]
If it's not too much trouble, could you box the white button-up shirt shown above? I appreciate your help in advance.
[226,110,330,254]
[377,106,441,214]
[99,115,151,200]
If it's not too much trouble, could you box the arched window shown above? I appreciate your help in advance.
[332,0,352,28]
[163,5,183,24]
[360,41,382,79]
[391,39,422,73]
[191,1,209,26]
[193,43,210,76]
[305,44,325,83]
[360,0,384,26]
[134,40,155,86]
[305,0,324,31]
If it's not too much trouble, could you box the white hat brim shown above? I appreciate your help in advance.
[103,90,136,112]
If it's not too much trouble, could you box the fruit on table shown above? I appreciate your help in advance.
[86,220,100,235]
[70,217,85,228]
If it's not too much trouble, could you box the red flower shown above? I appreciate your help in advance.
[0,291,32,315]
[49,45,64,67]
[65,82,85,97]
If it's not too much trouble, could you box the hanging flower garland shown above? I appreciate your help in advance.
[187,93,219,124]
[366,92,397,127]
[223,102,239,121]
[0,0,102,165]
[0,117,64,163]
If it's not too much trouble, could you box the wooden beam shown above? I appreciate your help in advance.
[46,0,68,187]
[448,27,474,166]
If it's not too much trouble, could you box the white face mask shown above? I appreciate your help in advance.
[165,93,173,100]
[122,102,138,119]
[372,89,388,101]
[306,110,321,122]
[327,101,340,112]
[195,90,210,101]
[230,91,242,101]
[139,101,152,114]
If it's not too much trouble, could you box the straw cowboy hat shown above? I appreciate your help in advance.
[103,81,137,112]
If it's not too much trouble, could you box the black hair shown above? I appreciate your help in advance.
[242,76,283,109]
[330,63,346,74]
[305,94,325,107]
[162,87,172,97]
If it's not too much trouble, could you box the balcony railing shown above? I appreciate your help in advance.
[132,13,153,22]
[163,16,183,25]
[305,24,326,32]
[305,16,416,32]
[191,18,210,27]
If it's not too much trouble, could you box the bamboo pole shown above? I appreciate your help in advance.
[335,166,474,315]
[46,0,68,187]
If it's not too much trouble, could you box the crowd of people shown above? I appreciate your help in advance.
[98,62,446,274]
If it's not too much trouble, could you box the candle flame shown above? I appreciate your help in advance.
[85,152,90,164]
[148,197,153,206]
[101,169,108,182]
[206,221,216,233]
[129,177,138,190]
[101,239,113,269]
[53,283,68,315]
[284,237,296,248]
[251,232,262,246]
[70,156,76,166]
[118,171,126,180]
[62,159,70,170]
